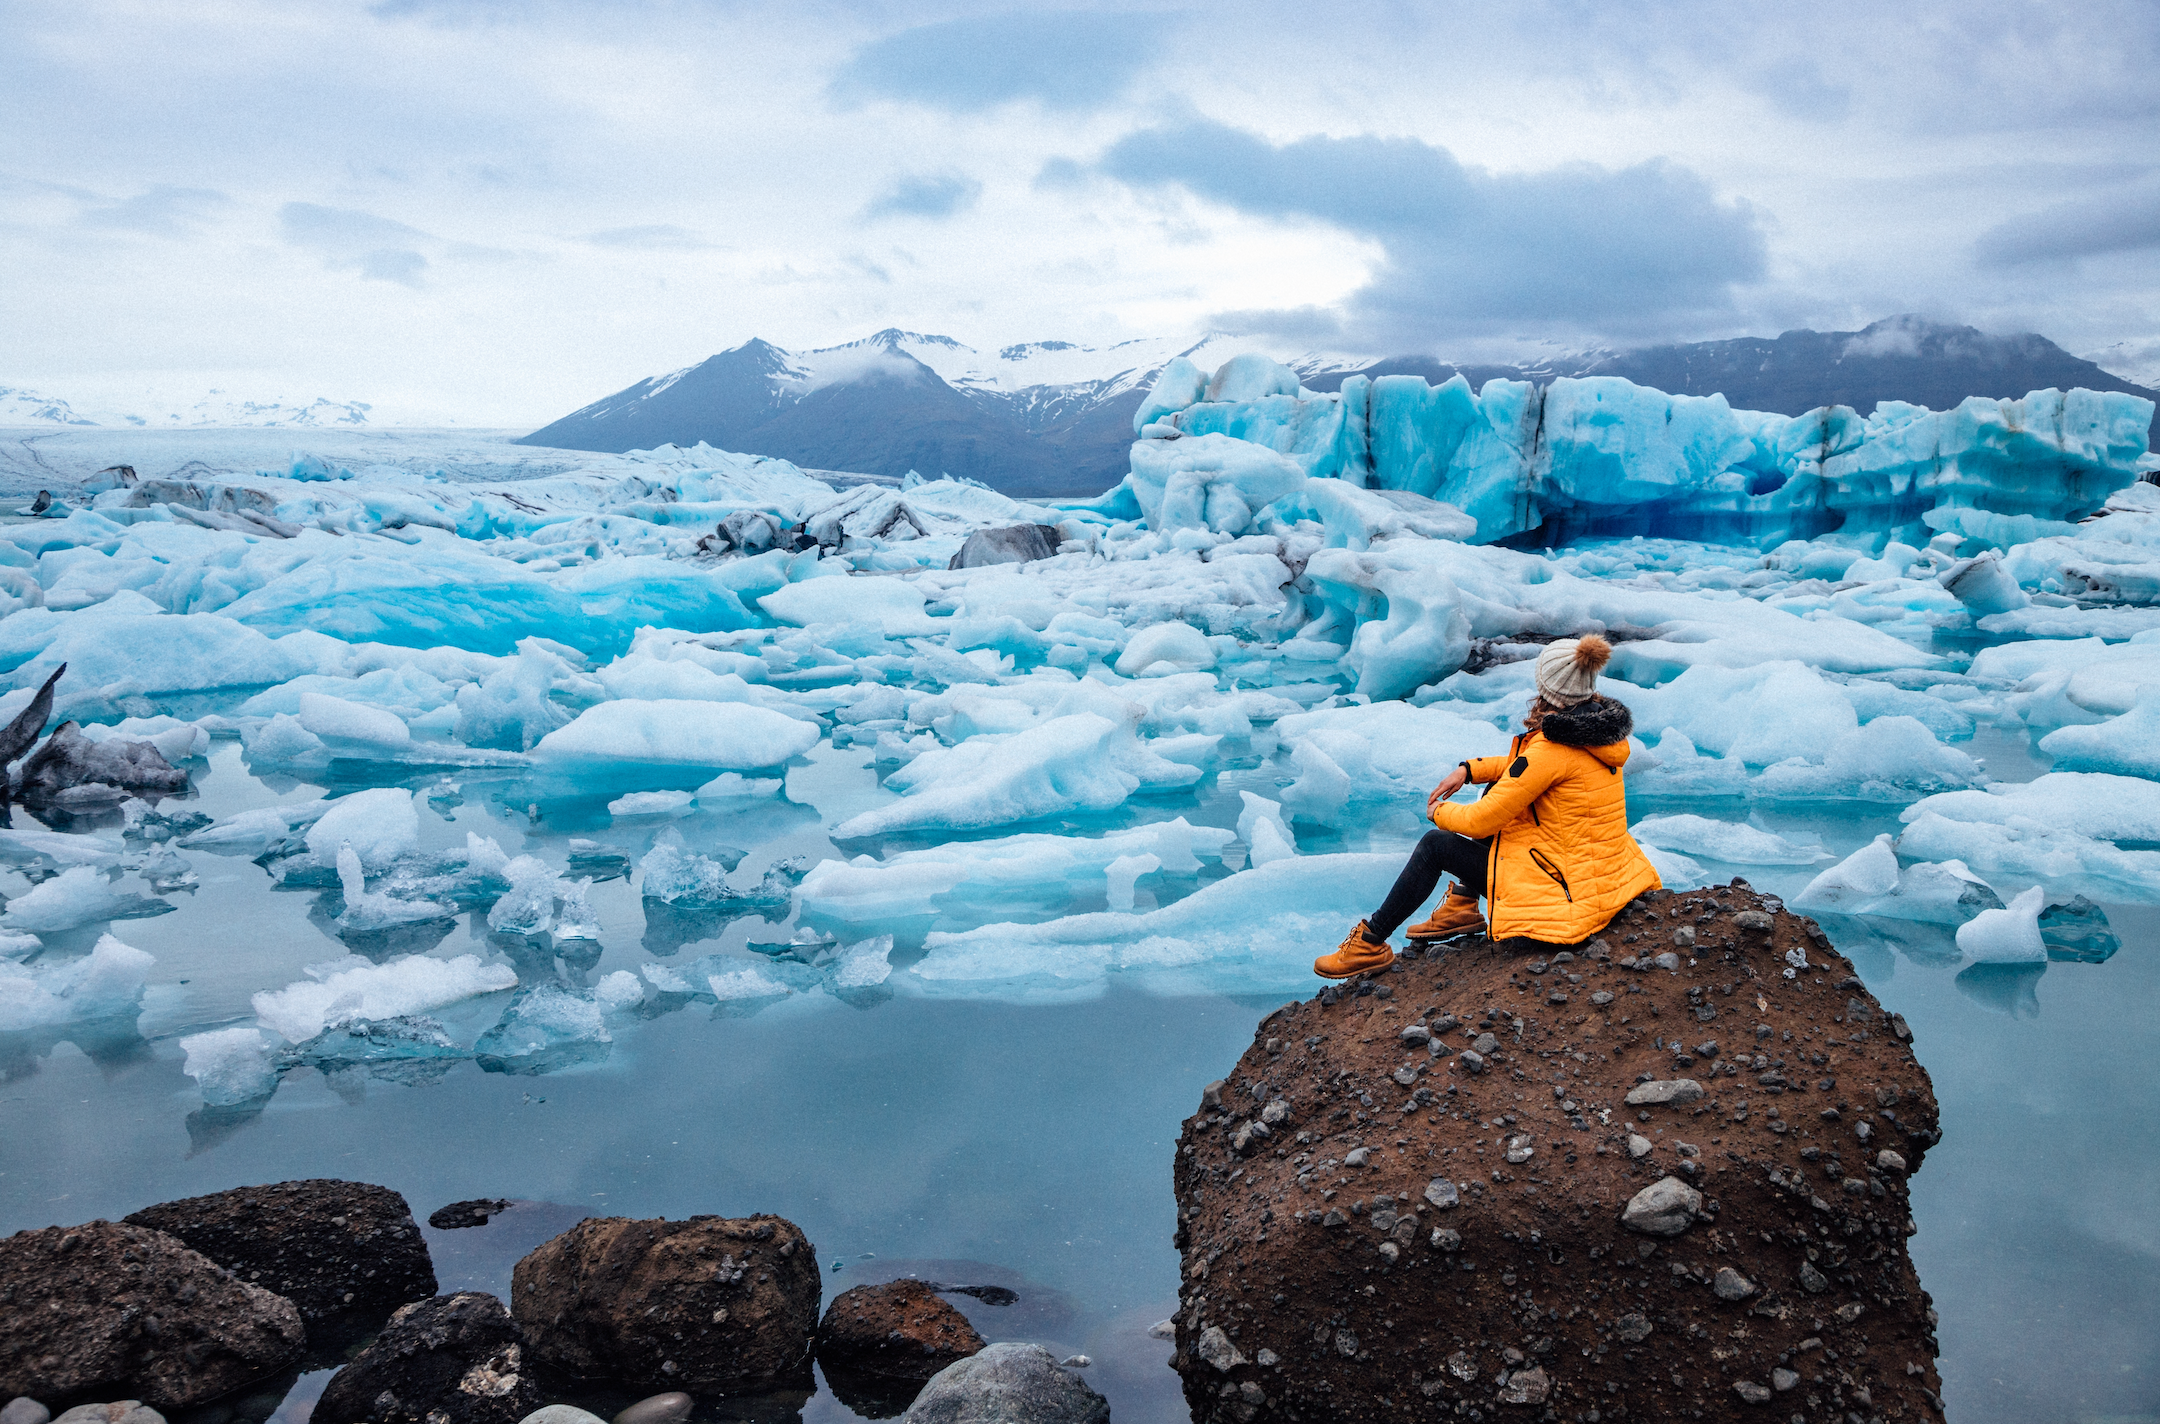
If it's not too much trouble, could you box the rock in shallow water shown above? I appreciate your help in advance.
[126,1178,436,1324]
[315,1292,542,1424]
[0,1221,304,1410]
[1,1402,49,1424]
[901,1344,1108,1424]
[1169,884,1945,1424]
[817,1278,985,1384]
[510,1215,820,1393]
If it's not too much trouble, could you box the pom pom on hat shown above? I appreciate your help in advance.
[1534,634,1610,706]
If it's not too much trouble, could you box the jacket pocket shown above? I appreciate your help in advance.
[1528,848,1573,902]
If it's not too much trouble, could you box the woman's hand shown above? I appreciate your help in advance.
[1427,764,1469,814]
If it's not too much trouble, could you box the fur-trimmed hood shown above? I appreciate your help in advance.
[1540,694,1633,749]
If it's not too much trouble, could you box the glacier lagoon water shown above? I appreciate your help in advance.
[1,735,2154,1424]
[1,396,2158,1424]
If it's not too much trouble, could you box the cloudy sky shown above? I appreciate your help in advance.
[5,0,2158,423]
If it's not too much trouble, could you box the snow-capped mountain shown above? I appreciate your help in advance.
[0,384,450,430]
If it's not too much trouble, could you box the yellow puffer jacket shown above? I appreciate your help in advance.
[1429,695,1661,944]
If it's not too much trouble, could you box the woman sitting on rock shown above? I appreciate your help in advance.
[1315,634,1660,977]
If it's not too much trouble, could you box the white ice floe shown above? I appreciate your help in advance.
[0,933,155,1031]
[252,953,519,1042]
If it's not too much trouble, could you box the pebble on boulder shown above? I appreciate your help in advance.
[0,1220,305,1411]
[510,1215,820,1393]
[1167,883,1946,1424]
[900,1343,1108,1424]
[126,1179,437,1323]
[314,1292,542,1424]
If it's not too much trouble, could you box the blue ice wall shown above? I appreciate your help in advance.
[1133,362,2156,546]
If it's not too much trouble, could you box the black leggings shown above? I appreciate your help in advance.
[1370,830,1491,939]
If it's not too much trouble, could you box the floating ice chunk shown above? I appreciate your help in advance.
[0,932,154,1030]
[335,842,453,932]
[252,953,519,1042]
[488,855,563,935]
[1115,622,1216,675]
[639,828,736,904]
[707,964,791,1000]
[1956,885,2048,963]
[1794,835,1903,912]
[0,825,125,868]
[533,699,819,769]
[832,712,1202,839]
[1237,792,1297,867]
[0,928,40,959]
[282,1015,464,1074]
[832,935,894,989]
[1629,815,1828,866]
[608,789,695,817]
[79,716,209,764]
[1273,702,1507,802]
[2037,684,2160,778]
[296,691,411,748]
[759,574,934,634]
[1631,729,1751,796]
[474,984,611,1073]
[305,787,418,869]
[640,961,694,994]
[695,771,783,799]
[180,806,304,855]
[180,1026,281,1106]
[1753,717,1983,796]
[555,876,600,939]
[455,641,578,751]
[0,864,169,932]
[1869,860,2004,924]
[1128,433,1307,536]
[1105,853,1161,911]
[797,819,1233,921]
[1938,551,2031,615]
[1303,546,1473,698]
[594,970,645,1010]
[1639,843,1707,890]
[1894,811,2160,894]
[1903,772,2160,844]
[1280,736,1352,825]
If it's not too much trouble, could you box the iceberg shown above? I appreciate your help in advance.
[251,952,519,1042]
[180,1026,282,1106]
[0,932,155,1030]
[532,698,819,769]
[474,983,612,1074]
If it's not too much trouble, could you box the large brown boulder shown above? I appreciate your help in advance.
[817,1279,986,1417]
[0,1220,305,1410]
[313,1292,542,1424]
[510,1215,819,1393]
[126,1180,436,1323]
[1169,882,1947,1424]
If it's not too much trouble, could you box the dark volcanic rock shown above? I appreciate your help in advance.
[313,1292,541,1424]
[816,1280,986,1416]
[510,1215,820,1392]
[0,1220,305,1410]
[20,724,186,801]
[901,1344,1108,1424]
[946,524,1061,569]
[127,1180,436,1324]
[427,1201,512,1231]
[1169,883,1946,1424]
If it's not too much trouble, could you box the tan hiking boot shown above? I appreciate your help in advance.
[1314,920,1395,979]
[1406,889,1485,942]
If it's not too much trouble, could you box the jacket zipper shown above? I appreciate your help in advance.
[1529,848,1574,902]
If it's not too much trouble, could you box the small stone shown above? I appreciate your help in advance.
[1504,1136,1534,1164]
[1733,1380,1772,1404]
[1624,1079,1704,1107]
[1202,1080,1225,1108]
[1261,1099,1290,1126]
[1196,1326,1246,1373]
[1430,1228,1461,1252]
[1835,1302,1865,1324]
[1497,1366,1550,1405]
[1254,1349,1278,1367]
[1672,927,1696,948]
[610,1395,692,1424]
[1626,1134,1653,1159]
[1772,1367,1800,1392]
[1613,1313,1653,1344]
[1620,1176,1702,1236]
[54,1407,164,1424]
[1798,1260,1829,1294]
[1458,1050,1486,1075]
[1343,1146,1370,1167]
[3,1403,51,1424]
[1377,1241,1400,1264]
[1590,991,1614,1006]
[1059,1356,1090,1368]
[1653,952,1681,971]
[1733,910,1774,933]
[1877,1149,1907,1173]
[1424,1177,1459,1210]
[1321,1209,1347,1227]
[1472,1032,1498,1055]
[1399,1025,1430,1044]
[1370,1211,1399,1233]
[1713,1267,1757,1301]
[1333,1330,1358,1359]
[519,1410,606,1424]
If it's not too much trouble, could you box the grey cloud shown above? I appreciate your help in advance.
[1095,120,1767,349]
[862,171,983,221]
[584,224,715,251]
[832,11,1159,112]
[1207,305,1345,343]
[79,185,230,236]
[1974,178,2160,267]
[280,201,431,287]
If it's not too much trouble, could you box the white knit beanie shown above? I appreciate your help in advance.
[1533,635,1612,707]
